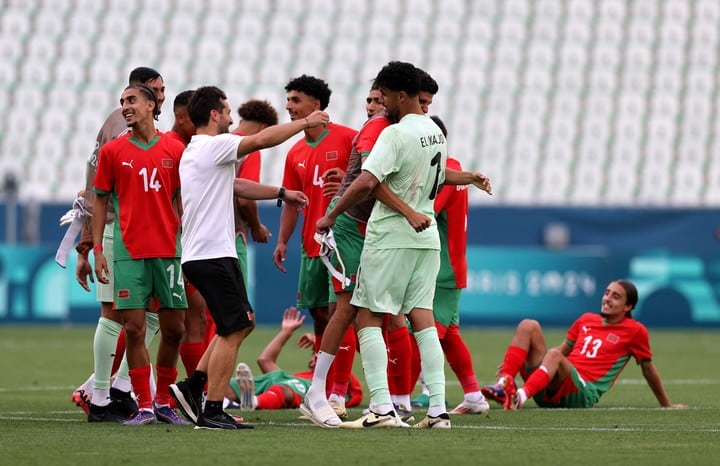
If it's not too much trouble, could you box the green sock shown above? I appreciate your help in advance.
[93,317,122,391]
[358,326,392,409]
[415,327,446,414]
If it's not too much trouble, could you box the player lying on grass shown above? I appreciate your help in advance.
[227,307,362,410]
[482,279,688,410]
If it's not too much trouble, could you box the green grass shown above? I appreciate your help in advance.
[0,326,718,466]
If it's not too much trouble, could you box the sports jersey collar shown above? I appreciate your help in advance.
[128,134,161,150]
[304,128,330,148]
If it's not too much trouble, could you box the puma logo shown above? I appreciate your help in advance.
[338,345,351,352]
[173,292,182,300]
[582,326,589,334]
[388,357,398,365]
[122,160,134,168]
[298,161,306,168]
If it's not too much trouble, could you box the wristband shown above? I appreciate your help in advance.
[276,187,286,207]
[93,244,103,254]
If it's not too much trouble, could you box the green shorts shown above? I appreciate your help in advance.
[532,365,601,408]
[96,224,114,303]
[330,210,366,294]
[113,257,188,310]
[351,248,439,315]
[235,235,249,289]
[432,286,461,328]
[297,248,335,309]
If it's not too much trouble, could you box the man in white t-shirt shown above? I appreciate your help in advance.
[169,86,328,430]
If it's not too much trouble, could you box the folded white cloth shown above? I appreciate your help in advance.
[55,197,91,268]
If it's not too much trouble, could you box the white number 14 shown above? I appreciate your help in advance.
[139,167,161,192]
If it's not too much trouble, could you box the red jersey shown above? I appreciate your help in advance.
[165,130,187,146]
[565,313,653,395]
[94,133,185,260]
[282,123,356,256]
[434,157,468,289]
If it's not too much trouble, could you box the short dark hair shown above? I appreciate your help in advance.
[173,90,194,112]
[284,75,332,110]
[237,99,279,126]
[373,61,421,96]
[128,67,162,85]
[430,115,448,138]
[187,86,227,127]
[616,280,639,311]
[417,68,439,95]
[124,83,159,120]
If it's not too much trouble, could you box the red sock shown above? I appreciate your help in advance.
[256,385,285,410]
[129,365,152,410]
[155,365,178,407]
[387,326,412,395]
[441,325,480,393]
[501,345,528,379]
[330,325,357,397]
[521,367,550,398]
[111,329,126,375]
[179,341,205,377]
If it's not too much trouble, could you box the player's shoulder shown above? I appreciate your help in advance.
[329,122,357,134]
[446,157,462,171]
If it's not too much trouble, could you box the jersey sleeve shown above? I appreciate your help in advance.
[629,323,653,364]
[212,133,243,166]
[564,315,583,348]
[356,117,388,156]
[237,151,261,182]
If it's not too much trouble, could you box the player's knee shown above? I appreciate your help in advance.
[517,319,541,334]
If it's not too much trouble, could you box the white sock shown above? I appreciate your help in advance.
[464,390,484,403]
[92,388,110,407]
[391,395,411,409]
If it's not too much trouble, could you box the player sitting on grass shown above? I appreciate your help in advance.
[228,307,362,411]
[482,280,688,410]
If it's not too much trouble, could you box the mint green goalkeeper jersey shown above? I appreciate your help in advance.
[361,113,447,250]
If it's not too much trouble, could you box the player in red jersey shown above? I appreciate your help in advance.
[92,84,188,425]
[70,67,167,423]
[166,90,195,146]
[272,75,356,359]
[482,280,687,410]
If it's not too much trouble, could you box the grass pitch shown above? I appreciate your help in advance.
[0,325,717,466]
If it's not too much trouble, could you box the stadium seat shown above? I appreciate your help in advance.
[12,86,44,113]
[26,35,56,62]
[46,87,77,111]
[20,58,53,88]
[1,10,31,38]
[505,160,538,204]
[670,165,703,206]
[61,34,93,64]
[54,61,87,88]
[396,39,425,66]
[66,10,98,37]
[569,161,604,205]
[94,37,126,63]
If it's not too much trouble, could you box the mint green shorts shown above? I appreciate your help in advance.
[351,248,440,315]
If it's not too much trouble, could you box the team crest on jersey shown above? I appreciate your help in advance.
[606,333,619,344]
[162,159,174,168]
[118,289,130,299]
[325,151,338,161]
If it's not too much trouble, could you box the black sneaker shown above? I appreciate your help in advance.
[195,411,254,430]
[170,379,202,424]
[110,387,139,418]
[88,403,129,423]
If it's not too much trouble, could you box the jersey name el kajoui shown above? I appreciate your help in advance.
[94,133,184,260]
[565,312,653,395]
[435,157,468,289]
[362,113,447,250]
[282,122,356,256]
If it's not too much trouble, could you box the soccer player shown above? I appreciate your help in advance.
[409,116,491,416]
[73,67,167,423]
[481,280,687,410]
[228,307,362,411]
[171,85,327,430]
[272,75,356,358]
[92,83,188,426]
[166,90,196,145]
[314,61,450,429]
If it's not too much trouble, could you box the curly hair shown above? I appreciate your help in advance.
[284,75,332,110]
[237,99,279,126]
[373,61,421,96]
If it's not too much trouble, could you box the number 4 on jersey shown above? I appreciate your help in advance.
[139,167,162,192]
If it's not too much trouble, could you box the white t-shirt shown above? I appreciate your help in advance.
[180,133,244,263]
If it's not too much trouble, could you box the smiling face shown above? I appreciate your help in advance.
[144,76,166,114]
[366,89,384,118]
[285,90,319,121]
[120,88,154,127]
[600,281,633,322]
[213,98,233,134]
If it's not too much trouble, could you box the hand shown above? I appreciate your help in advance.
[322,168,345,183]
[93,252,110,285]
[664,403,689,409]
[280,306,306,332]
[297,332,316,349]
[316,215,336,234]
[322,181,341,198]
[273,243,288,273]
[304,110,330,128]
[471,172,493,195]
[283,190,309,210]
[250,224,271,243]
[405,211,432,232]
[75,253,94,292]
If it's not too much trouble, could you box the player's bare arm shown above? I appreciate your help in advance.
[257,306,306,373]
[445,168,493,195]
[372,182,432,233]
[316,170,378,233]
[237,110,329,157]
[640,360,688,409]
[90,194,110,285]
